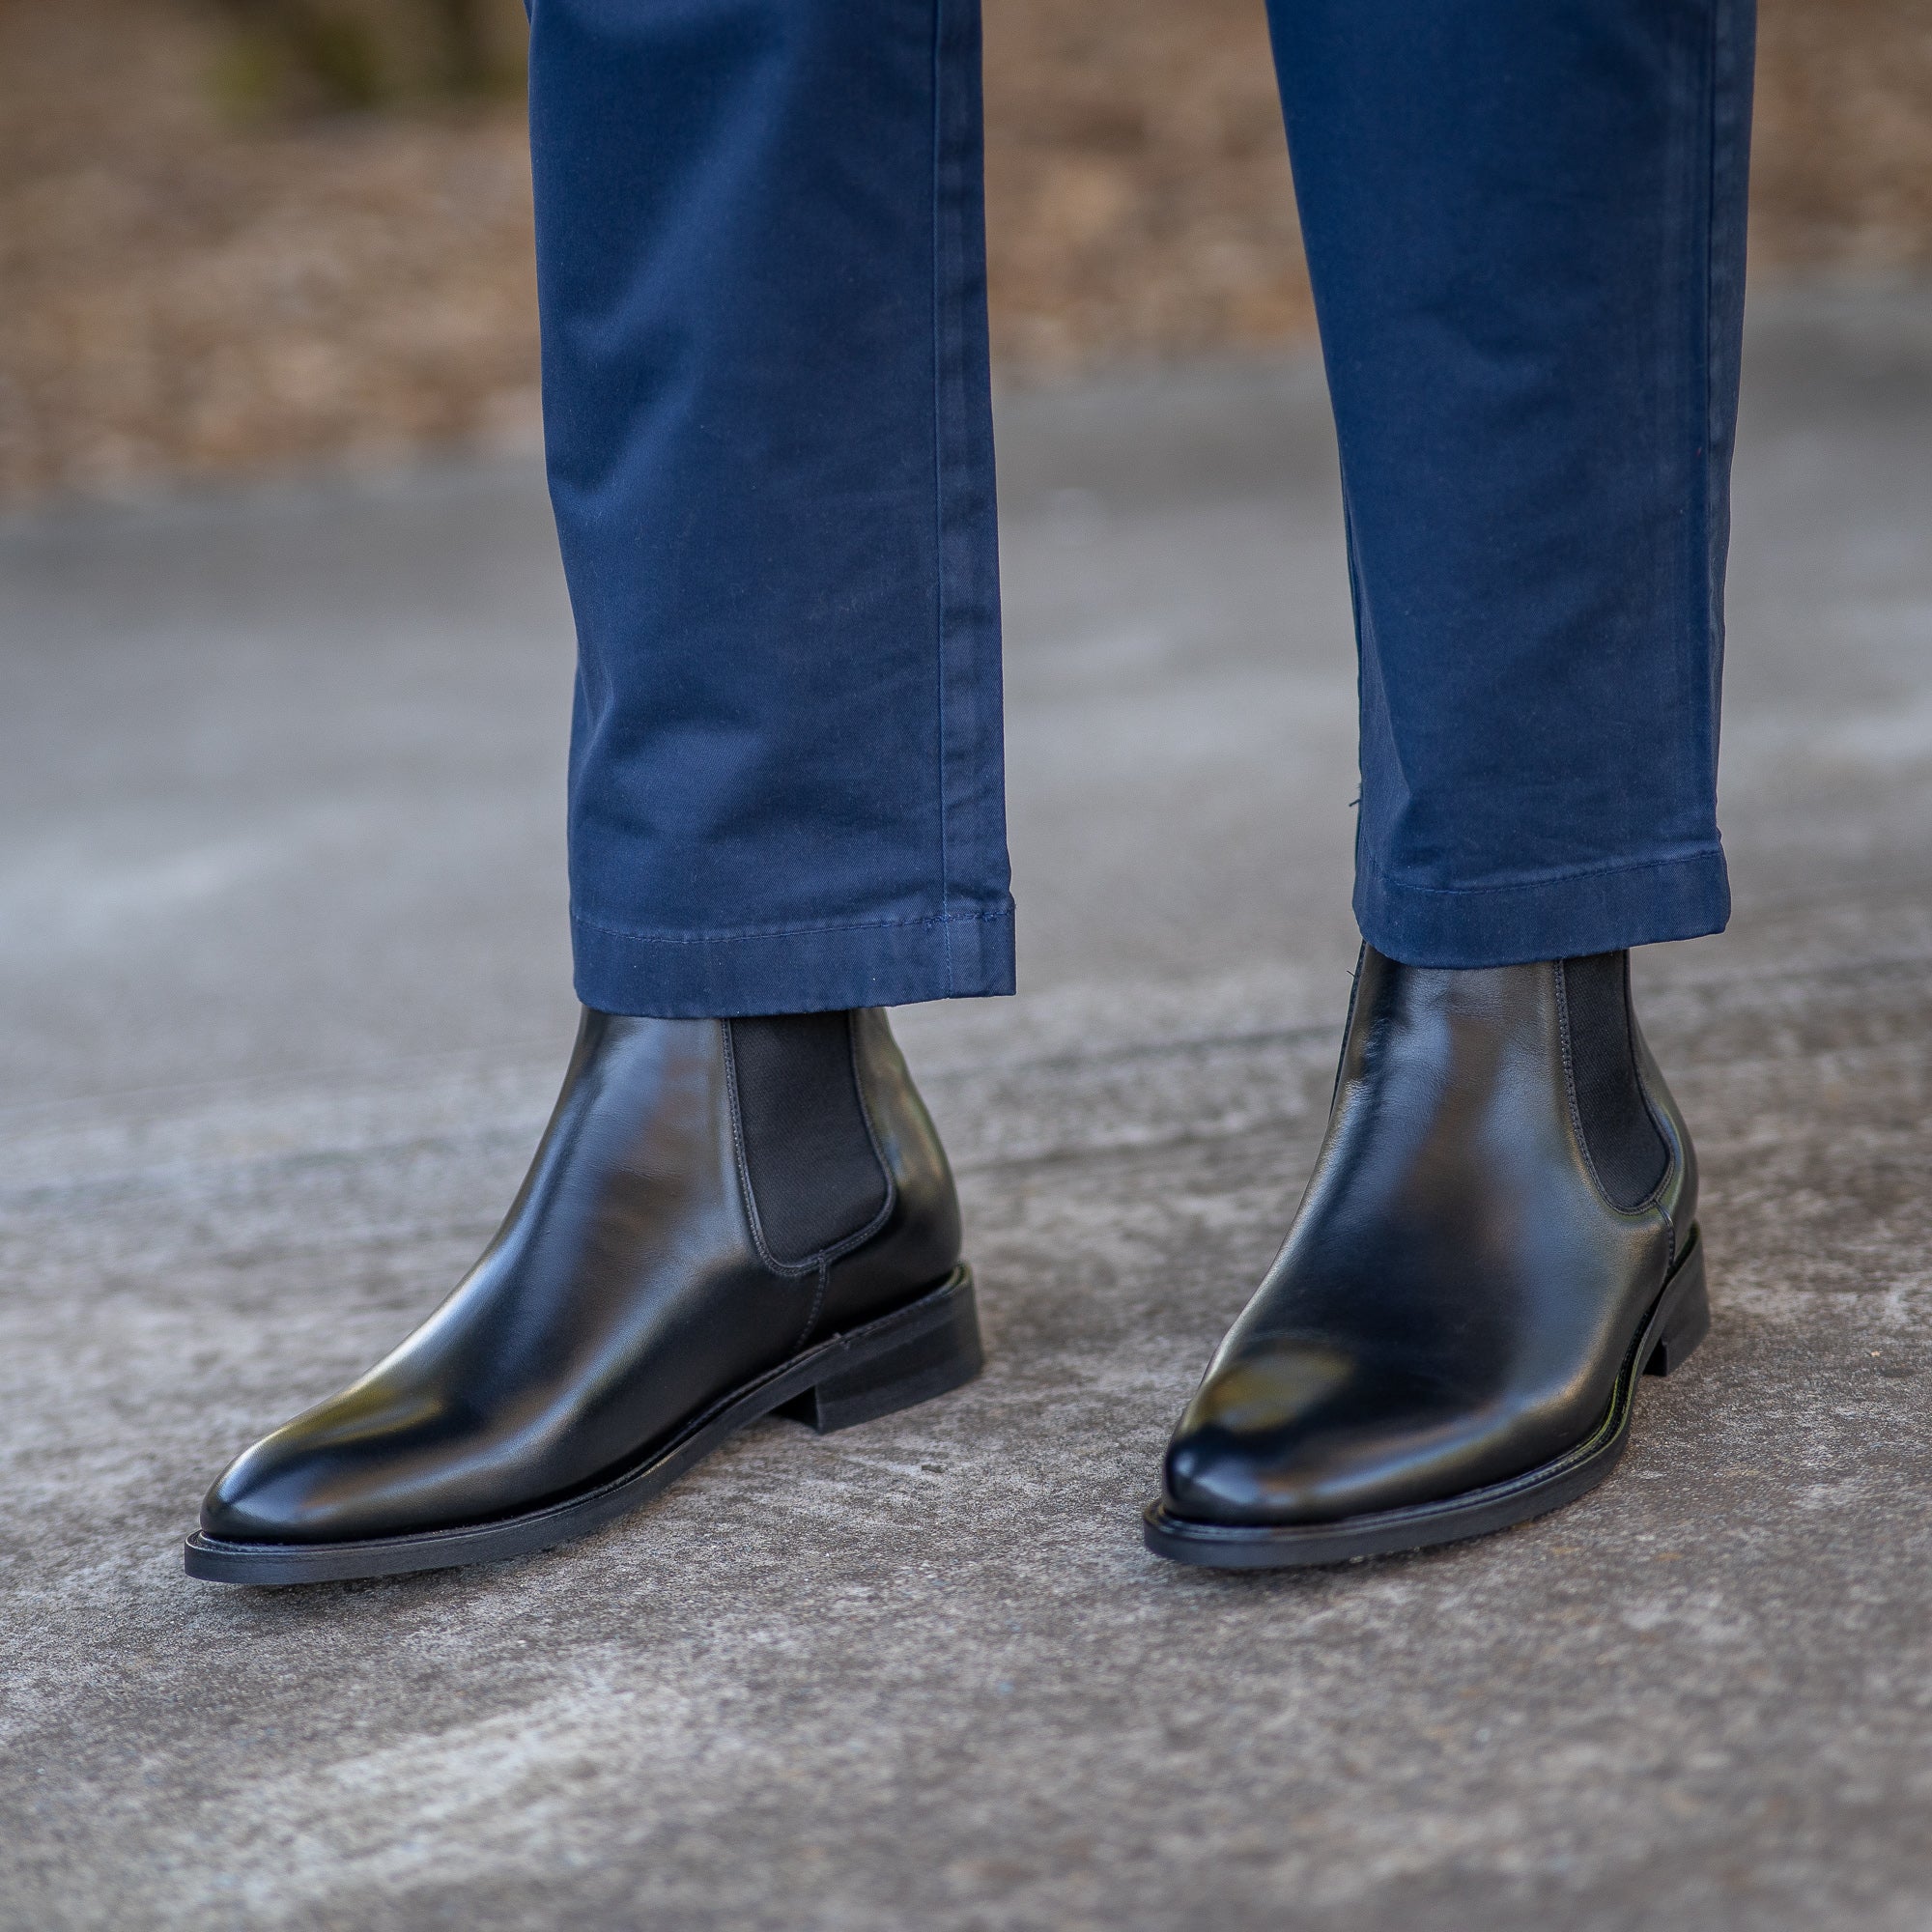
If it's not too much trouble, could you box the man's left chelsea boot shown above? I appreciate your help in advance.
[1146,945,1707,1569]
[185,1007,978,1584]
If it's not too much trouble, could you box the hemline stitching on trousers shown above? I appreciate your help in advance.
[570,907,1011,946]
[1357,845,1724,900]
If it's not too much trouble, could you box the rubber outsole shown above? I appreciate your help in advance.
[1142,1229,1710,1571]
[183,1264,981,1587]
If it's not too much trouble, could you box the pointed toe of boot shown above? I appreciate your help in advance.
[1162,1432,1280,1526]
[1162,1347,1470,1528]
[199,1440,323,1546]
[199,1411,366,1546]
[197,1382,451,1547]
[1162,1343,1354,1526]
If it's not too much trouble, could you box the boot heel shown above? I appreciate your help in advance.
[1644,1234,1710,1378]
[781,1267,983,1435]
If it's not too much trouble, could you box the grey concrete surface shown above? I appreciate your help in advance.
[4,286,1932,1930]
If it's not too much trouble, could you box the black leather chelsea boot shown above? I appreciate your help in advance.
[185,1007,978,1584]
[1145,945,1706,1569]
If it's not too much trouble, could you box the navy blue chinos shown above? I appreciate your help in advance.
[527,0,1755,1017]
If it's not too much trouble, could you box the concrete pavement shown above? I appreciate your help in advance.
[3,286,1932,1929]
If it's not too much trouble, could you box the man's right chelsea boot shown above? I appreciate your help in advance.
[185,1006,978,1585]
[1147,945,1707,1569]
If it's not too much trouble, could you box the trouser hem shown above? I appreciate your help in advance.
[571,906,1017,1017]
[1354,849,1729,968]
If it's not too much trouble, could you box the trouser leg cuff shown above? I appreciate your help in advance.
[570,907,1017,1017]
[1354,848,1730,967]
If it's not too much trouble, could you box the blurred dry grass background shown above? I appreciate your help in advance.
[2,0,1929,505]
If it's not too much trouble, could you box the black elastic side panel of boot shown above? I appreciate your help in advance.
[1561,952,1670,1210]
[727,1012,891,1266]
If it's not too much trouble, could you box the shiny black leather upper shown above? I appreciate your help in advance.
[1162,947,1695,1527]
[201,1007,960,1545]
